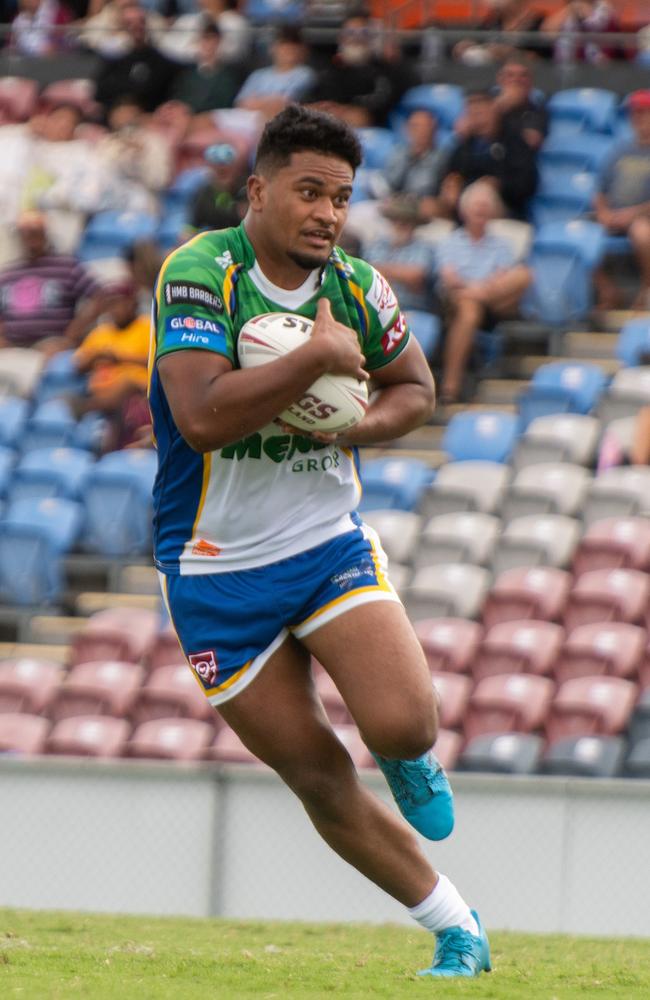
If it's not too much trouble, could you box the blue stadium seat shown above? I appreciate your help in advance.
[538,132,614,174]
[356,128,398,170]
[0,398,29,450]
[0,497,82,605]
[533,220,606,270]
[162,167,210,212]
[616,318,650,367]
[21,399,77,453]
[359,457,433,511]
[603,234,632,257]
[156,211,189,252]
[530,170,596,226]
[521,246,591,328]
[442,412,519,464]
[397,84,464,130]
[0,447,16,499]
[78,211,158,261]
[9,447,94,502]
[547,88,618,135]
[36,350,87,403]
[518,361,607,430]
[82,448,157,556]
[404,311,441,361]
[244,0,304,22]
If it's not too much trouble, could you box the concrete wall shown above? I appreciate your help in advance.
[1,758,648,937]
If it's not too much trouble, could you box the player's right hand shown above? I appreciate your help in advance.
[310,298,369,381]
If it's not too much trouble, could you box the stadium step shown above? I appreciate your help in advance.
[361,447,446,468]
[595,309,650,333]
[0,641,71,663]
[476,379,529,405]
[514,355,621,378]
[564,332,619,360]
[25,615,89,645]
[74,591,161,616]
[116,565,160,595]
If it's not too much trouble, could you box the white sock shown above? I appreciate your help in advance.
[408,874,479,937]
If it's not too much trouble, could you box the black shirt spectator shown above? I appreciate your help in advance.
[493,57,549,150]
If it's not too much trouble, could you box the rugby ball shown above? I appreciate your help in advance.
[237,312,369,433]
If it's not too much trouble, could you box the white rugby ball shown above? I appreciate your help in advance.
[237,311,368,434]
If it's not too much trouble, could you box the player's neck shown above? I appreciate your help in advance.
[244,220,314,290]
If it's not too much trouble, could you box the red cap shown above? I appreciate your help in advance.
[628,90,650,111]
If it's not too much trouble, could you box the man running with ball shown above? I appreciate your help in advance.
[150,104,491,978]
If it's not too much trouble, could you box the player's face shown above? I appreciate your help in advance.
[255,151,354,271]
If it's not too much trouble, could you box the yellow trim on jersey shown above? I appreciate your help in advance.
[341,446,363,504]
[222,263,239,318]
[205,659,253,697]
[191,452,213,539]
[349,280,369,334]
[368,535,392,591]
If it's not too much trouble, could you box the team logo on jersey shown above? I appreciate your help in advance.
[164,282,223,313]
[368,268,398,327]
[381,312,407,355]
[215,249,233,269]
[188,649,219,687]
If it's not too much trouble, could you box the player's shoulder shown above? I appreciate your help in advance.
[160,227,245,288]
[331,246,400,329]
[330,245,376,290]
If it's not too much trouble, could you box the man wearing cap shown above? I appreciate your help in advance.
[362,195,437,313]
[188,142,247,233]
[595,90,650,308]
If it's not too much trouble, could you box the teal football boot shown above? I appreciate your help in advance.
[418,910,491,978]
[372,749,454,840]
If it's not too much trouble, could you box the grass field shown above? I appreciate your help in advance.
[1,909,649,1000]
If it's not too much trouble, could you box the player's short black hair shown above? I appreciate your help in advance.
[253,104,362,175]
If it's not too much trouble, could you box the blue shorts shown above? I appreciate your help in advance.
[159,523,400,706]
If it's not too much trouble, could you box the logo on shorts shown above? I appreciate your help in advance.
[189,649,219,686]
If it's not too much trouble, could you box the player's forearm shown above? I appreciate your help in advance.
[344,381,435,446]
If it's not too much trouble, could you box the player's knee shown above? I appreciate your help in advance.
[364,712,439,762]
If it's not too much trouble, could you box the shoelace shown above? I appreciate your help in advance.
[387,757,443,806]
[434,929,475,970]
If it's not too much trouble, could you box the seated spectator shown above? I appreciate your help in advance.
[363,195,437,313]
[543,0,620,65]
[188,141,247,232]
[493,56,548,150]
[440,88,539,220]
[436,181,531,403]
[594,90,650,309]
[162,0,252,66]
[78,0,166,58]
[171,20,239,115]
[384,109,447,219]
[10,0,72,56]
[454,0,546,65]
[96,95,172,213]
[0,211,102,353]
[235,27,315,120]
[305,12,411,128]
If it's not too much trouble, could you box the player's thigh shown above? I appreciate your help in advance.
[301,600,438,758]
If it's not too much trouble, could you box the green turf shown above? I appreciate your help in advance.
[1,909,649,1000]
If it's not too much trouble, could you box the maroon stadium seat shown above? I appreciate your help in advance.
[0,712,49,754]
[314,671,352,725]
[563,569,650,631]
[474,620,565,681]
[0,658,62,715]
[464,674,554,743]
[431,672,472,729]
[46,715,131,758]
[0,77,38,123]
[554,623,645,685]
[145,620,183,672]
[573,517,650,577]
[127,718,214,761]
[131,664,216,726]
[332,724,375,769]
[482,567,572,629]
[413,618,483,674]
[546,676,638,744]
[433,728,463,771]
[71,608,160,666]
[49,661,144,722]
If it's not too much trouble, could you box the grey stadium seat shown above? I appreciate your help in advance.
[459,732,543,775]
[362,510,421,565]
[627,688,650,748]
[502,462,591,522]
[491,514,581,575]
[403,563,490,621]
[418,461,510,519]
[414,512,500,569]
[541,735,626,778]
[599,367,650,423]
[583,466,650,526]
[513,413,601,469]
[624,737,650,778]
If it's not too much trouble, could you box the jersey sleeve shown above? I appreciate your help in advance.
[357,261,411,371]
[154,250,235,365]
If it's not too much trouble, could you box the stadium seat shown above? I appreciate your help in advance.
[0,447,16,499]
[82,449,157,556]
[474,620,564,682]
[21,399,77,453]
[0,76,38,123]
[583,467,650,526]
[0,497,83,605]
[206,725,262,765]
[492,514,580,574]
[573,517,650,576]
[0,348,45,398]
[599,367,650,423]
[615,317,650,367]
[359,458,432,511]
[387,562,410,593]
[502,463,590,521]
[361,510,421,564]
[530,170,596,226]
[547,88,617,134]
[162,166,211,212]
[35,350,87,404]
[513,414,601,469]
[554,622,644,685]
[564,568,650,631]
[132,664,215,726]
[0,658,62,715]
[442,412,519,464]
[546,676,638,743]
[532,220,606,270]
[245,0,305,25]
[0,712,49,754]
[0,397,29,450]
[413,618,483,674]
[46,715,131,757]
[431,672,472,729]
[49,660,145,722]
[627,688,650,748]
[356,127,398,170]
[415,512,499,569]
[126,717,214,761]
[464,674,554,743]
[418,461,510,518]
[482,566,572,629]
[403,563,490,621]
[538,131,614,175]
[78,211,158,261]
[71,608,161,666]
[145,619,183,672]
[518,362,607,430]
[624,736,650,778]
[521,245,591,329]
[541,735,625,777]
[404,311,441,361]
[156,211,188,253]
[458,732,543,775]
[9,448,94,503]
[432,728,463,772]
[394,83,464,132]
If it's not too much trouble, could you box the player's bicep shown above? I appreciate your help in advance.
[158,349,233,444]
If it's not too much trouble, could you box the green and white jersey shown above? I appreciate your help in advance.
[149,224,411,575]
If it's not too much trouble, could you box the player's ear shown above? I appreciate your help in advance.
[247,173,267,212]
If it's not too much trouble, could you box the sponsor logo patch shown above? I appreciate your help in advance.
[192,538,221,557]
[189,649,219,687]
[368,268,398,327]
[164,282,223,313]
[381,311,408,355]
[164,315,226,348]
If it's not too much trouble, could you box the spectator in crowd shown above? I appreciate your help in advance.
[78,0,166,58]
[594,90,650,308]
[162,0,251,65]
[453,0,546,65]
[10,0,72,55]
[435,181,531,403]
[305,12,411,127]
[543,0,620,65]
[440,88,539,220]
[188,141,247,232]
[493,56,548,150]
[171,20,239,114]
[0,211,102,353]
[94,3,180,112]
[235,27,315,120]
[384,109,448,219]
[96,95,172,213]
[363,195,437,312]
